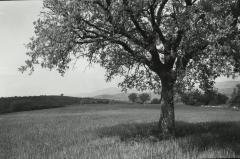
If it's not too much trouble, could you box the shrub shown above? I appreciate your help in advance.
[181,89,204,106]
[151,98,161,104]
[229,84,240,108]
[181,89,228,106]
[208,92,229,106]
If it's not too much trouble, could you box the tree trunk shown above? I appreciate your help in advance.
[159,76,175,138]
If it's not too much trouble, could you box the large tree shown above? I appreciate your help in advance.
[20,0,240,137]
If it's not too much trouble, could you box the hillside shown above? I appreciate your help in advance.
[71,87,122,97]
[94,93,129,101]
[215,81,240,96]
[0,96,123,114]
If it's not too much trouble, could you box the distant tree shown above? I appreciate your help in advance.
[230,84,240,108]
[151,98,161,104]
[20,0,240,137]
[60,93,64,96]
[139,93,150,104]
[128,93,138,103]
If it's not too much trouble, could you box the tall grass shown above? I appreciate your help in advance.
[0,104,239,159]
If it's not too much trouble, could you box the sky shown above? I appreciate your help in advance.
[0,0,120,97]
[0,1,239,97]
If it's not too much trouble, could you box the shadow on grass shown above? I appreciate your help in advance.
[96,121,240,155]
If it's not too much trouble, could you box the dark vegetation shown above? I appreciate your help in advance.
[229,84,240,108]
[181,89,228,106]
[128,93,138,103]
[151,98,161,104]
[0,96,124,114]
[139,93,151,104]
[128,93,151,104]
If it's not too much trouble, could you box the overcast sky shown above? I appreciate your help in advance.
[0,1,239,97]
[0,0,121,97]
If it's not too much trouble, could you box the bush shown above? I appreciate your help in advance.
[181,89,228,106]
[151,98,161,104]
[229,84,240,108]
[208,92,229,106]
[181,89,204,106]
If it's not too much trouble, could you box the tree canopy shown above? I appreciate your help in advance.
[20,0,240,93]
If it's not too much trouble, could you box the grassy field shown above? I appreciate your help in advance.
[0,104,240,159]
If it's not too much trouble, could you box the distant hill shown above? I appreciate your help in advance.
[72,87,122,97]
[94,93,129,101]
[215,81,240,96]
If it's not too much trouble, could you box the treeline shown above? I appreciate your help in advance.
[0,96,123,114]
[180,84,240,109]
[128,93,151,104]
[180,90,228,106]
[128,93,158,104]
[128,84,240,108]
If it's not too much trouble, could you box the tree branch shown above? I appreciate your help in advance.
[176,42,209,71]
[121,0,149,40]
[172,30,184,51]
[156,0,169,25]
[113,40,150,66]
[149,4,167,44]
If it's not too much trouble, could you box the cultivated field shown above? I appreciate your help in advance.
[0,104,240,159]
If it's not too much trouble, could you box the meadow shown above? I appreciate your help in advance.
[0,103,240,159]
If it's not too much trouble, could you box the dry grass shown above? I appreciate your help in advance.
[0,104,240,159]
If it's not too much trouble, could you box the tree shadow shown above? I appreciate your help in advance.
[96,121,240,155]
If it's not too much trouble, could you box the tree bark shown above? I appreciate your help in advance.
[159,75,176,138]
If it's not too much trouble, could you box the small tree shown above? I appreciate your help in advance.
[128,93,138,103]
[230,84,240,108]
[139,93,150,104]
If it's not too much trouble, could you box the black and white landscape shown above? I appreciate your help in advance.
[1,0,240,158]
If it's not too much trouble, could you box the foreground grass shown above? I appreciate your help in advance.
[0,104,240,159]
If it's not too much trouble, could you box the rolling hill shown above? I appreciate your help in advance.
[94,93,129,101]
